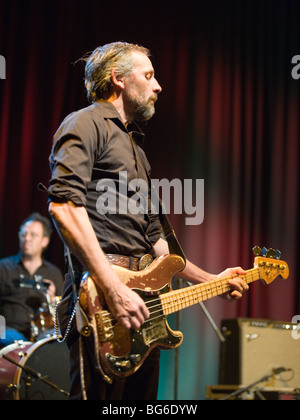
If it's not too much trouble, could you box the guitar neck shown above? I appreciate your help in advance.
[160,267,260,316]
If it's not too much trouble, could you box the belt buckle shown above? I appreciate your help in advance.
[138,254,153,271]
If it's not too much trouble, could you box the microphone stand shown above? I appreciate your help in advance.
[186,281,225,342]
[219,371,281,400]
[173,279,225,400]
[174,278,182,400]
[2,354,70,398]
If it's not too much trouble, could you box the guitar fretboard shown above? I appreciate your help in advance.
[160,268,261,315]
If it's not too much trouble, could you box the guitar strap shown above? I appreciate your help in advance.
[148,177,187,267]
[129,131,186,266]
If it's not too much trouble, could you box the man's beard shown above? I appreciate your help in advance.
[132,100,156,122]
[125,94,157,122]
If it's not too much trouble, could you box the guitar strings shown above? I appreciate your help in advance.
[101,270,260,326]
[143,269,260,318]
[97,269,261,332]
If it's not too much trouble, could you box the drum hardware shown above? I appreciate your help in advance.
[1,352,70,398]
[31,296,61,341]
[14,274,49,292]
[0,337,70,400]
[11,274,58,341]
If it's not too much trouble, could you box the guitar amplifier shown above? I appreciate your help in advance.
[219,318,300,390]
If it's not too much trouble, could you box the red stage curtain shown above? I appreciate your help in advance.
[1,0,299,399]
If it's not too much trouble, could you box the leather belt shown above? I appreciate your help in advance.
[106,254,153,271]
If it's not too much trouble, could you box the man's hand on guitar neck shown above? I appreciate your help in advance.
[154,238,248,301]
[213,266,249,300]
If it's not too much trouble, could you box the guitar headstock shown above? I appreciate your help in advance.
[252,246,289,285]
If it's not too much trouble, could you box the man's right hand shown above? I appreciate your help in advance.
[103,279,150,330]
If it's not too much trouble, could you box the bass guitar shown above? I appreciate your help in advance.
[79,247,289,383]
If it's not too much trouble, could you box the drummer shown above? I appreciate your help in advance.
[0,213,64,347]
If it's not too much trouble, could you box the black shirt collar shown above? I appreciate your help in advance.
[92,100,145,147]
[15,251,46,269]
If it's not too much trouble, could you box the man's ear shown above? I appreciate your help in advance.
[41,236,50,251]
[111,69,125,90]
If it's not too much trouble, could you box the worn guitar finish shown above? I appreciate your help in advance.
[79,252,289,382]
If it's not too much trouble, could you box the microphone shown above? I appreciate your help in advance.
[272,367,291,375]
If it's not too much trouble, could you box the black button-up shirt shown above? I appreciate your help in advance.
[49,100,162,259]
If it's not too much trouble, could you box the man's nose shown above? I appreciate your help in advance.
[153,78,162,94]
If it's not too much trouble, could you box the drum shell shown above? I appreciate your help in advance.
[0,341,32,398]
[0,336,70,400]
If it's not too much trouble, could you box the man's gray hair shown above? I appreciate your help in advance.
[83,42,150,103]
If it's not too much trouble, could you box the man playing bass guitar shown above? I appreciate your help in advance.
[48,42,248,400]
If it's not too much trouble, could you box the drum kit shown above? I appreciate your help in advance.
[0,280,71,400]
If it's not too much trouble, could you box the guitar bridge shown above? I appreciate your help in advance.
[95,311,114,341]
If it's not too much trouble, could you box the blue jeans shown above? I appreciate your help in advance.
[0,328,27,347]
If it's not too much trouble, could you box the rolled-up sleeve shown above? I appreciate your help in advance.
[49,109,104,206]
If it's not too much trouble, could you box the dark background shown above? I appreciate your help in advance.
[1,0,299,399]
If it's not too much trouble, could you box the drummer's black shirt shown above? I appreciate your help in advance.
[0,253,63,338]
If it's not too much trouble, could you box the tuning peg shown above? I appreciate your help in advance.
[275,249,281,260]
[252,246,262,256]
[266,248,276,258]
[261,247,267,256]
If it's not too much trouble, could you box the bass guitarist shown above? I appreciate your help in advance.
[47,42,248,400]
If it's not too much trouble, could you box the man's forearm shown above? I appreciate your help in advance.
[48,200,117,292]
[153,237,213,283]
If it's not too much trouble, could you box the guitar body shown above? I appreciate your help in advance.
[79,254,186,380]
